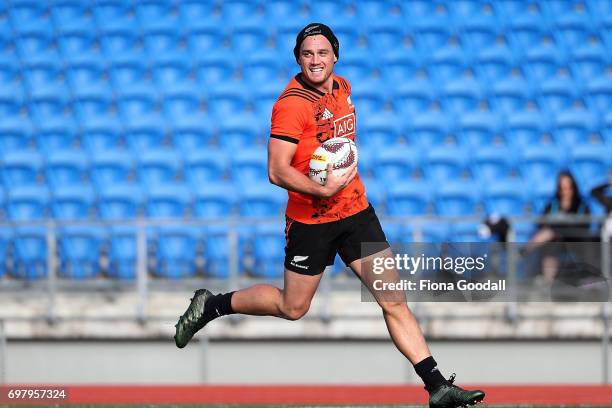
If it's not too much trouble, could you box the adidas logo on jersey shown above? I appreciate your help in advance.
[322,108,333,120]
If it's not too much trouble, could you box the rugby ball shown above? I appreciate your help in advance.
[309,137,358,185]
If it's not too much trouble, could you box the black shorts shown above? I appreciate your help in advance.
[284,204,390,275]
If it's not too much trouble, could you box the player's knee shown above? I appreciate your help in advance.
[380,301,407,315]
[281,303,310,321]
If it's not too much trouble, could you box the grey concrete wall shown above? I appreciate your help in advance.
[3,339,609,384]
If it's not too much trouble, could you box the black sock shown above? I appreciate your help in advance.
[202,291,236,322]
[414,356,448,392]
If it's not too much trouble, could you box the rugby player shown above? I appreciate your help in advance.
[175,23,485,408]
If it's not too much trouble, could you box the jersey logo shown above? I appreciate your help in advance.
[322,108,333,120]
[334,112,356,138]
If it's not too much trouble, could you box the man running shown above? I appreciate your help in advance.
[175,23,485,408]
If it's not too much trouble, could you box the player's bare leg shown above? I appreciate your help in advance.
[349,247,430,364]
[231,269,322,320]
[174,269,322,348]
[350,247,485,407]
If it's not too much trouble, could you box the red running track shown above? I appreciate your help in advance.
[2,385,612,405]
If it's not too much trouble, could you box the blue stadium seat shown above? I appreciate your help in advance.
[335,50,373,81]
[428,46,468,84]
[451,221,488,243]
[6,185,49,221]
[0,54,18,86]
[350,80,387,116]
[373,146,421,181]
[449,0,494,17]
[84,131,130,175]
[523,45,565,82]
[380,51,422,84]
[453,14,500,50]
[252,80,285,118]
[586,76,612,115]
[203,224,250,278]
[100,27,138,57]
[512,221,536,242]
[489,77,532,114]
[152,58,192,90]
[218,116,261,150]
[538,77,579,114]
[434,181,481,216]
[543,0,585,18]
[81,116,122,152]
[136,0,178,31]
[13,226,47,280]
[171,115,215,152]
[472,145,516,182]
[108,58,148,90]
[424,146,470,182]
[553,109,599,146]
[194,51,236,86]
[21,60,61,94]
[359,113,402,147]
[232,148,268,185]
[58,226,104,279]
[2,150,42,188]
[179,0,217,27]
[9,0,47,33]
[0,83,24,119]
[93,0,135,31]
[570,145,610,191]
[400,0,438,18]
[57,28,96,59]
[604,112,612,146]
[366,22,405,51]
[358,149,374,177]
[161,88,202,121]
[418,222,451,243]
[230,21,269,53]
[117,88,158,119]
[474,45,516,81]
[29,92,70,124]
[362,178,385,210]
[107,225,138,280]
[98,183,143,220]
[207,85,249,117]
[0,227,11,278]
[65,60,107,95]
[220,0,260,20]
[507,14,548,50]
[241,51,284,84]
[386,181,431,216]
[142,28,181,57]
[333,20,362,50]
[193,182,236,218]
[405,111,454,147]
[155,226,199,279]
[307,0,349,21]
[519,145,567,184]
[138,149,181,188]
[51,185,96,220]
[531,178,557,214]
[262,0,296,19]
[146,184,192,219]
[440,78,482,114]
[187,24,226,54]
[412,15,454,52]
[123,116,166,151]
[239,183,285,217]
[483,179,529,216]
[569,44,608,82]
[46,150,89,187]
[457,111,503,147]
[275,20,305,54]
[51,0,92,31]
[0,117,31,152]
[553,12,594,49]
[506,111,549,147]
[14,24,52,56]
[251,222,285,278]
[73,88,113,121]
[392,79,435,114]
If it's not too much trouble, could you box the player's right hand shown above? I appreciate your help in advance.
[319,162,358,198]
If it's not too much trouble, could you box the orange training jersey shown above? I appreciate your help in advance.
[270,73,369,224]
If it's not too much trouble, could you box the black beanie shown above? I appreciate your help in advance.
[293,23,339,62]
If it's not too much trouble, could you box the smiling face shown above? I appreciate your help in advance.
[298,34,336,93]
